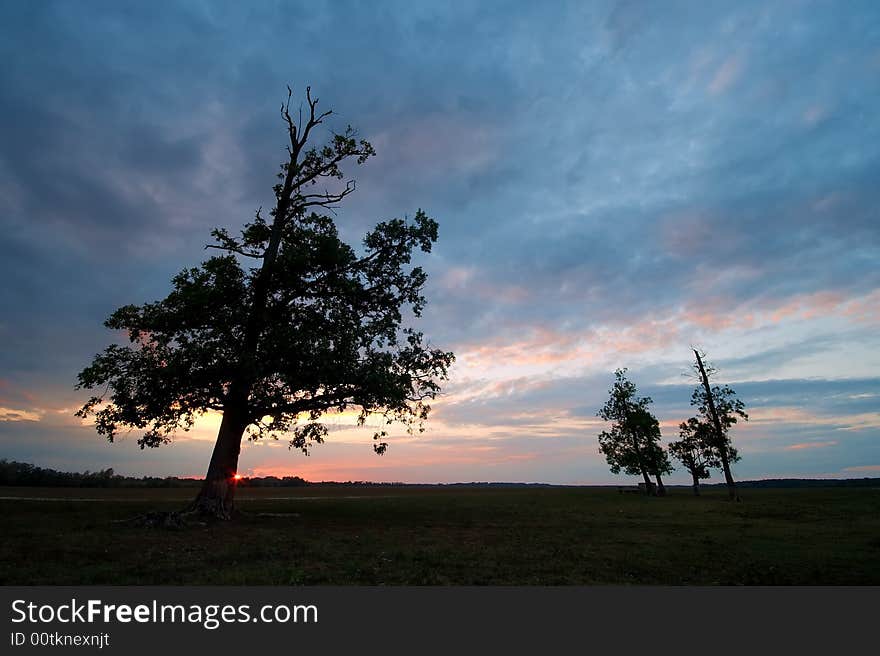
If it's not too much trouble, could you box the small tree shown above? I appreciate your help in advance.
[691,350,747,501]
[668,417,719,496]
[597,369,667,496]
[76,87,454,519]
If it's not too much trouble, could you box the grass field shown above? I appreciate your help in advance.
[2,485,879,585]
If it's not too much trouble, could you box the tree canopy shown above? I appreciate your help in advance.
[77,209,451,454]
[76,86,454,517]
[597,369,669,493]
[668,416,721,495]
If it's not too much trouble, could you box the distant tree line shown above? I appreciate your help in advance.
[0,460,308,488]
[597,350,748,499]
[702,478,879,489]
[1,459,874,491]
[0,459,462,489]
[0,460,207,487]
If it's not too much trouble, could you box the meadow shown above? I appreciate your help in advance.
[2,485,878,585]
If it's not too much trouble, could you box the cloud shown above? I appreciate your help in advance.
[746,406,880,432]
[842,465,880,473]
[784,441,838,451]
[0,407,42,422]
[803,104,829,126]
[708,54,744,95]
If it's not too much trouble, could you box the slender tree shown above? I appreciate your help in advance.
[76,87,454,519]
[691,349,747,501]
[668,417,719,496]
[597,369,666,495]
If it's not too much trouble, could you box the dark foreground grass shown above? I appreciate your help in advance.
[2,486,878,585]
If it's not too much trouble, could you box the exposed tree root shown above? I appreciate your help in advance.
[112,510,197,529]
[112,507,299,529]
[112,505,243,529]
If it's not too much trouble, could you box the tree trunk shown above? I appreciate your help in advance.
[694,349,739,501]
[188,99,349,521]
[654,473,666,497]
[636,466,658,496]
[691,472,700,496]
[188,126,300,520]
[641,469,654,495]
[718,455,738,500]
[190,398,248,519]
[629,433,655,496]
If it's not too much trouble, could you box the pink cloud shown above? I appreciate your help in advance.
[447,284,880,388]
[505,452,539,462]
[660,211,718,256]
[0,380,41,407]
[456,327,584,369]
[679,287,880,334]
[369,113,496,176]
[437,266,529,304]
[240,441,523,482]
[842,465,880,473]
[455,317,690,374]
[708,54,744,95]
[748,406,880,432]
[812,192,847,213]
[768,290,845,322]
[840,289,880,324]
[784,440,838,451]
[802,104,829,126]
[680,297,752,331]
[439,266,475,289]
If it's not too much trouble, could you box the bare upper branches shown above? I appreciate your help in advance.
[274,87,375,232]
[299,86,333,150]
[281,86,298,152]
[281,85,333,159]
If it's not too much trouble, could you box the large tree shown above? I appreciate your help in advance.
[597,369,668,496]
[76,87,454,519]
[691,350,747,501]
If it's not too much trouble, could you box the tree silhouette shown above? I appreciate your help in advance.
[76,86,454,519]
[597,369,668,495]
[691,350,746,501]
[668,417,722,496]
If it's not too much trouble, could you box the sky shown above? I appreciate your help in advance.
[1,0,878,485]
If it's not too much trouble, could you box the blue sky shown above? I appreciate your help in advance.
[1,0,878,484]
